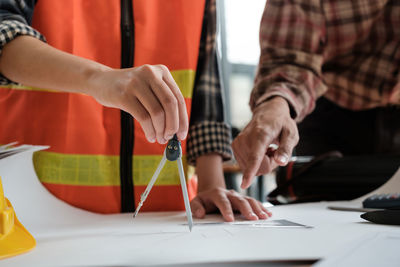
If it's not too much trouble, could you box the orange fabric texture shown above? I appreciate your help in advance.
[0,89,121,155]
[0,0,205,213]
[32,0,121,68]
[134,0,204,70]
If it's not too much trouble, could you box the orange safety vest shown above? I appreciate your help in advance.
[0,0,205,213]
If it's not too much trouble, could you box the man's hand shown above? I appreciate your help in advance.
[232,97,299,189]
[89,65,188,144]
[191,154,271,222]
[191,187,272,222]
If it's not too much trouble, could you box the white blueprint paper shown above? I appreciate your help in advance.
[0,146,399,266]
[314,232,400,267]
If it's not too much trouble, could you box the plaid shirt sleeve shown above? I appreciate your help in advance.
[250,0,327,121]
[252,0,400,120]
[187,0,232,165]
[0,0,45,84]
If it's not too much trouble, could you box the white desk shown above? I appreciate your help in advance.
[0,147,399,266]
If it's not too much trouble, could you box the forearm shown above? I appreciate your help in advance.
[0,35,109,95]
[195,153,226,192]
[0,34,190,143]
[252,0,327,122]
[187,0,232,165]
[251,63,325,122]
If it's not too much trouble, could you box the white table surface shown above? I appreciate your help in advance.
[0,146,399,266]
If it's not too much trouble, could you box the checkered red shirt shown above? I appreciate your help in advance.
[251,0,400,121]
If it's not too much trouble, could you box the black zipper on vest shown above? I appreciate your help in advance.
[120,0,135,212]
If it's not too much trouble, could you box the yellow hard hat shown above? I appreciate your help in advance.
[0,176,36,259]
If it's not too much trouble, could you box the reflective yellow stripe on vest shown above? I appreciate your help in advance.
[33,151,195,186]
[0,0,206,213]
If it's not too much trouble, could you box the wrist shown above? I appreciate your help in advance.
[255,96,291,117]
[84,65,114,101]
[196,153,226,191]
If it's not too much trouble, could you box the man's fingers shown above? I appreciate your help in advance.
[241,145,266,189]
[274,126,298,166]
[175,98,189,141]
[230,96,298,179]
[211,192,235,222]
[261,203,272,215]
[149,79,179,141]
[162,69,188,140]
[142,64,180,143]
[245,197,271,219]
[227,191,258,220]
[255,156,271,176]
[134,81,167,144]
[194,188,272,222]
[190,197,206,219]
[125,97,156,143]
[234,123,277,189]
[232,135,264,189]
[232,143,246,173]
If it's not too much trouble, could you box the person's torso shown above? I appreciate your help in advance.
[0,0,205,213]
[321,0,400,110]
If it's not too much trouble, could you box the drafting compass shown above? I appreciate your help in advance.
[133,134,193,231]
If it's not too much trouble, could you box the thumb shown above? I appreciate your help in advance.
[190,197,206,218]
[274,128,297,166]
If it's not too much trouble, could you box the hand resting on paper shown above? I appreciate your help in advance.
[191,154,272,222]
[191,187,272,222]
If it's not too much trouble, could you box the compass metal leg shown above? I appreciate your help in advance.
[177,156,193,231]
[133,154,167,217]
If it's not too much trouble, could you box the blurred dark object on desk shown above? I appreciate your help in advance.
[268,152,400,205]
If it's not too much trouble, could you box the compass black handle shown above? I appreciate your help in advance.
[166,134,180,161]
